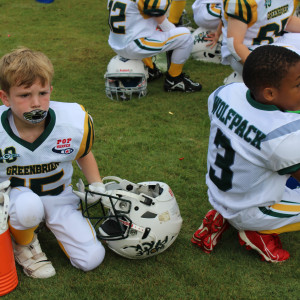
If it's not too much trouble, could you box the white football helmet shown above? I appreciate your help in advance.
[104,56,148,101]
[223,71,243,84]
[191,27,222,64]
[81,176,183,259]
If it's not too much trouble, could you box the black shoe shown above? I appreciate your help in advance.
[164,73,202,92]
[147,63,163,82]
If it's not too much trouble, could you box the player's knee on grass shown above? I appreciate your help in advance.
[9,188,44,229]
[71,242,105,272]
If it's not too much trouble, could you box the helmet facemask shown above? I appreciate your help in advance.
[81,191,133,240]
[105,74,147,101]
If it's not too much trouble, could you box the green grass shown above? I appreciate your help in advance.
[1,0,300,299]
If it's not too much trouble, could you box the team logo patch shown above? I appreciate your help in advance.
[52,147,74,154]
[0,153,20,161]
[52,138,74,155]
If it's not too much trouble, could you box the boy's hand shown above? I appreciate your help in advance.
[0,180,11,204]
[73,179,106,204]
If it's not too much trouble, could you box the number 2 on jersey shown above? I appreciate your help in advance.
[108,0,126,34]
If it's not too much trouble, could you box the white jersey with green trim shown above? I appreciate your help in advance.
[107,0,171,50]
[206,83,300,218]
[0,101,94,196]
[221,0,296,63]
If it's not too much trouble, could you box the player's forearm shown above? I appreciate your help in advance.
[285,16,300,33]
[77,152,102,184]
[227,17,249,63]
[216,20,223,38]
[234,43,251,64]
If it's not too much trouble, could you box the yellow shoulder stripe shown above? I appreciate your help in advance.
[75,111,94,160]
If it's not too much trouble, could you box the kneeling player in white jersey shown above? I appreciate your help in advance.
[192,45,300,263]
[107,0,202,93]
[221,0,300,83]
[0,48,106,278]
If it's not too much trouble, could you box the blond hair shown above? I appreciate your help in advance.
[0,47,54,93]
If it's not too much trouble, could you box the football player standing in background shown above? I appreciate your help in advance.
[192,45,300,263]
[107,0,202,93]
[0,48,106,278]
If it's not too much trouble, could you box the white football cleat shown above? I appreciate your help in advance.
[12,234,56,278]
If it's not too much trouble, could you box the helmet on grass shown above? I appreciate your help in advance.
[81,176,183,259]
[191,27,222,64]
[104,56,148,101]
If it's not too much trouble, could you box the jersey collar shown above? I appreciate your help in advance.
[1,108,56,152]
[246,89,280,111]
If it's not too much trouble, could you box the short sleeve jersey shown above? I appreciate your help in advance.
[107,0,171,50]
[0,101,94,197]
[206,83,300,217]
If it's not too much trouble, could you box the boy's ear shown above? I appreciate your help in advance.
[0,90,10,107]
[262,87,278,103]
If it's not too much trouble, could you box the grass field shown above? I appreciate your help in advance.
[1,0,300,299]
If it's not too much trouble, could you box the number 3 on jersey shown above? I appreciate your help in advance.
[209,128,235,191]
[108,0,127,34]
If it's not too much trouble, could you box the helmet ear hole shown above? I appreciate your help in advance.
[104,56,148,101]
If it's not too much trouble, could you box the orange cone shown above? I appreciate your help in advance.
[0,191,18,298]
[0,228,18,296]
